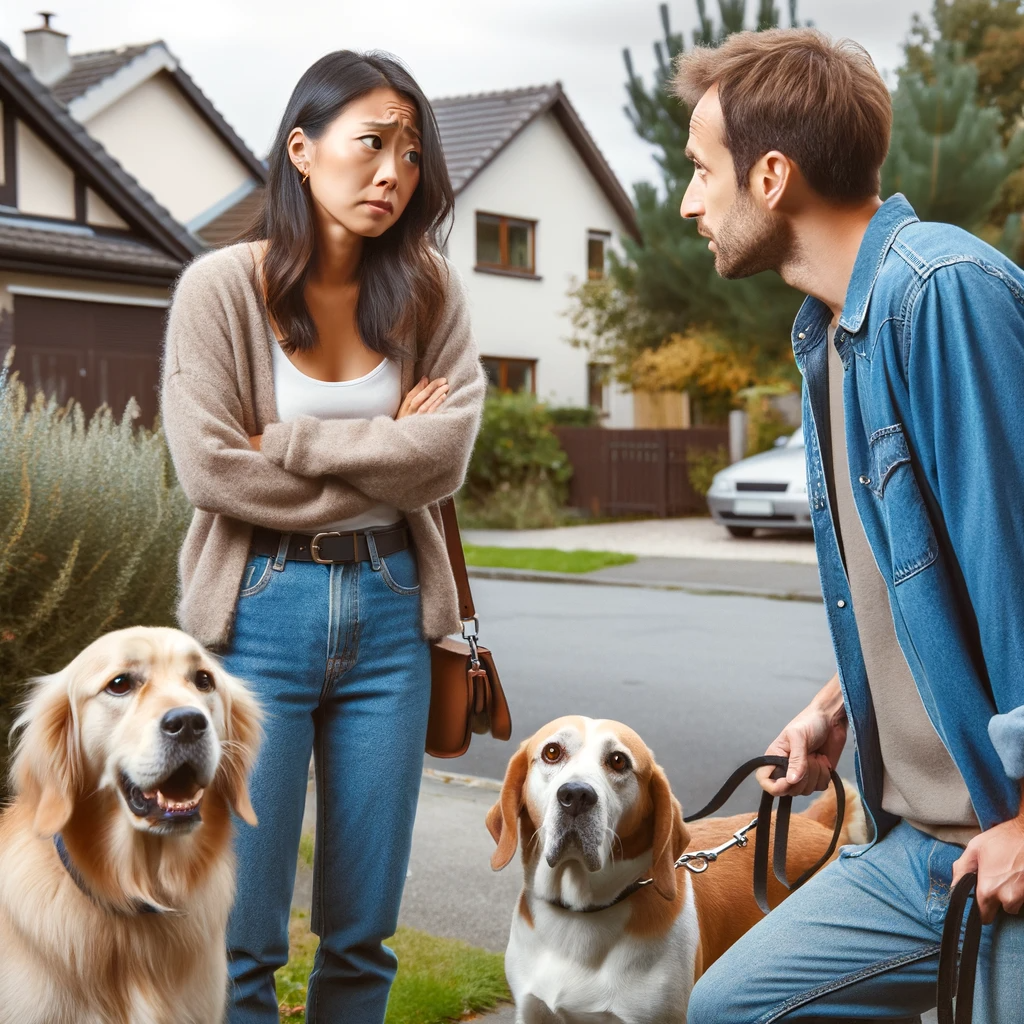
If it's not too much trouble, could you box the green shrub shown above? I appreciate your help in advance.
[0,364,191,795]
[548,405,600,427]
[461,391,572,529]
[686,445,730,498]
[739,385,797,456]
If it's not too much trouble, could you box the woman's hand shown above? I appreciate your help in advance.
[249,434,262,451]
[397,376,449,419]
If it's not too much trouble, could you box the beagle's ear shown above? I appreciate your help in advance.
[650,763,690,901]
[12,671,81,837]
[486,741,530,871]
[217,668,263,827]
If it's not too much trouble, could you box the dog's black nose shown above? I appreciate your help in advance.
[557,781,598,817]
[160,707,208,744]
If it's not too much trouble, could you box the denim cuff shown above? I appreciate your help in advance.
[989,706,1024,780]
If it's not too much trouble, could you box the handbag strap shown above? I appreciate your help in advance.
[937,872,981,1024]
[440,497,476,622]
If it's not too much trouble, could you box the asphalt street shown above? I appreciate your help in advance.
[426,576,855,817]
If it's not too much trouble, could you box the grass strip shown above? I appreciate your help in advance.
[277,909,510,1023]
[463,544,636,574]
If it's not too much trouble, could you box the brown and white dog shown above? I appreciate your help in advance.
[486,716,867,1023]
[0,626,262,1024]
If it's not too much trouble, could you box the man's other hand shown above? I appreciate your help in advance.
[758,674,848,798]
[953,798,1024,924]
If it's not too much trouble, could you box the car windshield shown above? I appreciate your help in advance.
[786,426,804,448]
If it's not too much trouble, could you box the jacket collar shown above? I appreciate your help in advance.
[791,194,919,355]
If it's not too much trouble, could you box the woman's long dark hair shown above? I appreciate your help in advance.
[251,50,454,357]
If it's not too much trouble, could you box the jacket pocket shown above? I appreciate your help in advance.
[868,424,938,585]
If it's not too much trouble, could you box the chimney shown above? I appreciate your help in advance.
[24,12,71,87]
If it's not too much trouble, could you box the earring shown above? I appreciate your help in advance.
[300,169,309,185]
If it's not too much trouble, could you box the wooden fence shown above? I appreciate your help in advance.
[554,427,729,519]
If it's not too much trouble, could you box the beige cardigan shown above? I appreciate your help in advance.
[160,243,485,650]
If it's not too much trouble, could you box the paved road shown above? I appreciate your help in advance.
[427,576,853,817]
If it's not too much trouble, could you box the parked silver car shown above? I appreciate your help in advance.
[706,427,812,537]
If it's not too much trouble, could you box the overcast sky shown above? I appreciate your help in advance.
[0,0,927,194]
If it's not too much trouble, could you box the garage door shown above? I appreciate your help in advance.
[10,295,167,426]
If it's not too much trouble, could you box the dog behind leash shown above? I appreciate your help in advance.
[487,716,868,1024]
[0,626,262,1024]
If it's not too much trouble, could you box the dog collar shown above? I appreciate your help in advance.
[53,833,163,916]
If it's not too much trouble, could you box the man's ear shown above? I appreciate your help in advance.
[486,742,530,871]
[754,150,793,210]
[650,764,690,901]
[12,671,81,837]
[217,669,263,827]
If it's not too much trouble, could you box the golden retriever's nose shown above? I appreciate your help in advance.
[161,707,209,745]
[557,782,598,818]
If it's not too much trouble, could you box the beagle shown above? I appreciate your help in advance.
[486,716,867,1023]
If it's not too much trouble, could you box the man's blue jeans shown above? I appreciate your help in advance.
[687,821,1024,1022]
[219,540,431,1024]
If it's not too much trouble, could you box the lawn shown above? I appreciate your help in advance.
[276,909,510,1023]
[463,544,636,574]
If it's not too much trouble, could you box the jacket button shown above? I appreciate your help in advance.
[797,332,806,340]
[837,599,847,609]
[859,475,870,485]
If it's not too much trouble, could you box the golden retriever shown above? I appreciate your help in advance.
[0,626,262,1024]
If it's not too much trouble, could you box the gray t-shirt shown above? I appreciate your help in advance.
[827,326,979,846]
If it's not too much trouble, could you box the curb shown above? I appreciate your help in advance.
[466,566,822,604]
[422,767,502,791]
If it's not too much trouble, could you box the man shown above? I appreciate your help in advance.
[677,29,1024,1022]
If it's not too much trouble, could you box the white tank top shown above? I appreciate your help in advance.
[271,339,403,533]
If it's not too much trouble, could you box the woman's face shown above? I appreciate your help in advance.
[289,87,422,239]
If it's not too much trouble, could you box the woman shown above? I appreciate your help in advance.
[160,50,485,1023]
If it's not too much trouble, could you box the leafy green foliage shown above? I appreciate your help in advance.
[462,545,636,574]
[686,445,730,497]
[547,405,601,427]
[0,363,190,794]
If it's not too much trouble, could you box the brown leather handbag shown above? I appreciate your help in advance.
[425,498,512,758]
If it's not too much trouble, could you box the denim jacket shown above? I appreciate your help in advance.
[794,194,1024,842]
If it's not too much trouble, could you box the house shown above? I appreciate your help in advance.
[0,38,201,424]
[203,83,643,426]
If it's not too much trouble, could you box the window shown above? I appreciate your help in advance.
[476,212,536,275]
[587,230,611,280]
[482,356,536,393]
[587,362,606,410]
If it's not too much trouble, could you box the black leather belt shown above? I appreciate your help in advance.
[250,523,411,565]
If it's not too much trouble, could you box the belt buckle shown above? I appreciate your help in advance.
[310,531,341,564]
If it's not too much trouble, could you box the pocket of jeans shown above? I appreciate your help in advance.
[377,550,421,596]
[239,554,273,598]
[868,424,938,585]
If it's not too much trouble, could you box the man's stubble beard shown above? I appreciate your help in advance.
[708,189,797,280]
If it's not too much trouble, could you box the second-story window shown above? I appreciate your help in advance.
[476,212,536,275]
[587,230,610,280]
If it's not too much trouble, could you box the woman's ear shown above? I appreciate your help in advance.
[486,741,530,871]
[650,764,690,901]
[217,669,263,827]
[12,671,81,837]
[287,127,312,177]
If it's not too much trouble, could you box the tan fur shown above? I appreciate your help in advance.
[0,626,263,1024]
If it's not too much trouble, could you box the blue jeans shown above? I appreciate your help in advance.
[220,538,431,1024]
[687,821,1024,1022]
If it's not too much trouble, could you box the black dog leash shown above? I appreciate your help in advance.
[546,755,845,915]
[937,872,981,1024]
[683,755,845,914]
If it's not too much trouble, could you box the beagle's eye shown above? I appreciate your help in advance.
[608,751,631,773]
[105,674,133,696]
[541,743,562,764]
[194,670,215,692]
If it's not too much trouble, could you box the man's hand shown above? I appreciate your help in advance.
[758,674,849,797]
[397,376,449,419]
[953,793,1024,923]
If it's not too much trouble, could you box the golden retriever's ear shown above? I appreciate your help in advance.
[217,669,263,827]
[486,741,530,871]
[12,672,81,837]
[650,764,690,901]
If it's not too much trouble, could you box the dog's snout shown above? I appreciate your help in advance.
[160,707,208,744]
[557,781,598,817]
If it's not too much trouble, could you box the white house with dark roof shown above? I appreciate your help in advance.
[203,82,642,424]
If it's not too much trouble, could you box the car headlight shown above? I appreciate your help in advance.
[709,474,734,495]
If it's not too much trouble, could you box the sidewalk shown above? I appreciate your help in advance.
[464,515,816,565]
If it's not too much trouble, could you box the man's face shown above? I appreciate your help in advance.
[680,85,793,279]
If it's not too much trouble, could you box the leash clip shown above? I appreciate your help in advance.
[676,817,759,875]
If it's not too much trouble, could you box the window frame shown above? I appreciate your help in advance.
[481,355,537,394]
[587,229,611,281]
[475,211,538,278]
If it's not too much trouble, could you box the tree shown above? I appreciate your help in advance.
[569,2,805,410]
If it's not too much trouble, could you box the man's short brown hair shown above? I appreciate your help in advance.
[673,28,891,202]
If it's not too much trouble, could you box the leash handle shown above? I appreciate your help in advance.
[684,755,845,915]
[938,872,981,1024]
